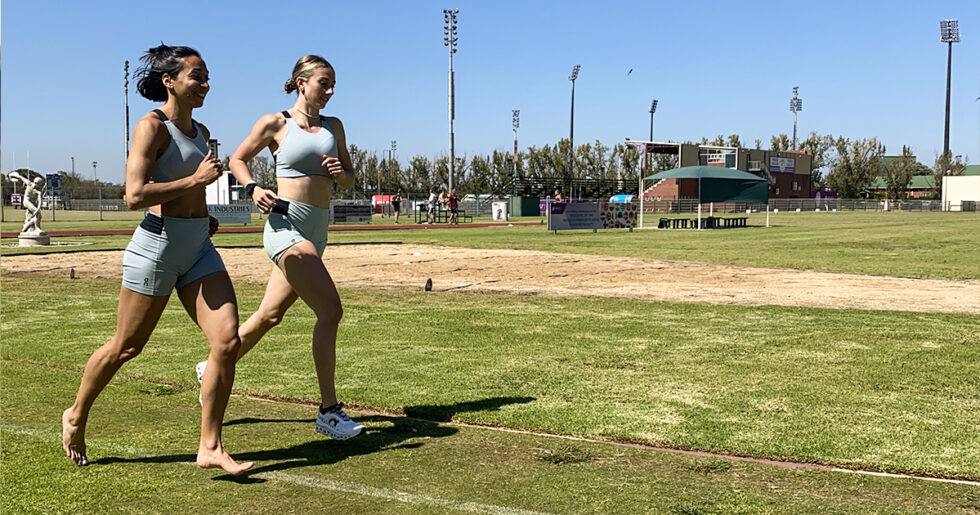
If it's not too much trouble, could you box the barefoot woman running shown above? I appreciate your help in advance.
[197,55,363,439]
[62,44,252,475]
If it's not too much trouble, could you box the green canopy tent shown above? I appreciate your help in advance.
[640,165,769,228]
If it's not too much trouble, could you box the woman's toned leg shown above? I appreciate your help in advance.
[178,272,253,476]
[63,287,170,466]
[277,242,343,406]
[236,265,299,361]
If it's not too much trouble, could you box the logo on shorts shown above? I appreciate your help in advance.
[144,278,149,286]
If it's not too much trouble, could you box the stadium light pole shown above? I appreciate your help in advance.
[444,8,459,193]
[383,140,397,193]
[124,60,131,162]
[92,161,102,221]
[512,109,520,179]
[568,64,580,200]
[940,19,960,159]
[648,99,658,142]
[790,86,802,150]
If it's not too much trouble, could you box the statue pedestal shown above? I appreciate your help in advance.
[19,232,50,246]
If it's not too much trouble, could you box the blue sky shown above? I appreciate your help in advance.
[3,0,979,184]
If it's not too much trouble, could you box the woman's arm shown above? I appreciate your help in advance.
[324,117,355,190]
[124,116,222,210]
[229,113,282,213]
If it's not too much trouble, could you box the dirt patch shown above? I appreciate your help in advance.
[3,244,977,314]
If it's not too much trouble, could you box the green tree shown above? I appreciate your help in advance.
[770,134,791,152]
[407,155,432,193]
[491,150,516,192]
[433,156,450,191]
[467,154,492,193]
[248,155,276,190]
[930,151,968,199]
[579,140,609,179]
[525,145,554,180]
[826,137,885,198]
[618,143,642,183]
[553,140,572,180]
[362,154,381,194]
[881,145,916,200]
[798,132,835,190]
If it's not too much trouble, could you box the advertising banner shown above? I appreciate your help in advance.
[769,157,796,173]
[207,204,252,224]
[492,201,509,221]
[548,202,638,231]
[332,204,372,223]
[598,202,639,229]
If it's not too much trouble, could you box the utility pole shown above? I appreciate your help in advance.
[93,161,102,221]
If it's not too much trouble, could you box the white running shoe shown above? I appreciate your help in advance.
[315,403,365,440]
[196,361,207,384]
[196,361,207,405]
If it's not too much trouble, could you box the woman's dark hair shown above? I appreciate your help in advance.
[135,44,201,102]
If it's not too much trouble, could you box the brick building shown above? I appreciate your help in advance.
[636,141,813,201]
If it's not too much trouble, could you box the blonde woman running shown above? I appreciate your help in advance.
[197,55,363,440]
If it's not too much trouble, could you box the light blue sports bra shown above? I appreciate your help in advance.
[275,111,338,178]
[150,109,208,183]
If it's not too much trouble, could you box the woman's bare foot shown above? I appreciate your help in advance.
[62,408,88,466]
[197,445,254,476]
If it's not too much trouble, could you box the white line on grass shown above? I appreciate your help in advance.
[3,425,548,515]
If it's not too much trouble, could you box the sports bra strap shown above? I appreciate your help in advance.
[281,110,291,118]
[153,109,168,121]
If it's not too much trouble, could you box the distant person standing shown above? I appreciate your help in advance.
[448,189,459,224]
[554,189,564,203]
[438,189,448,215]
[392,189,402,224]
[427,188,437,224]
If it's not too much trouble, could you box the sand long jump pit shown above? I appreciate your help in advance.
[2,243,978,314]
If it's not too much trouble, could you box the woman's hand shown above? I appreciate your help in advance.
[193,150,223,186]
[208,216,220,236]
[322,155,343,177]
[323,155,354,190]
[251,186,279,214]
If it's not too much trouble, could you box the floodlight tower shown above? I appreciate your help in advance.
[940,19,960,158]
[512,109,520,176]
[443,8,459,193]
[648,99,658,142]
[790,87,802,150]
[92,161,102,221]
[568,64,581,198]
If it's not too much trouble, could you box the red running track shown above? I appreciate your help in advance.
[2,221,542,239]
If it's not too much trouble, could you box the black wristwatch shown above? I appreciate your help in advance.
[244,182,257,196]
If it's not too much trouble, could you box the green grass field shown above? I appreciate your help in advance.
[3,211,980,512]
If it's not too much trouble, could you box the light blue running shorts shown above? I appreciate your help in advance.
[263,198,330,264]
[122,213,226,296]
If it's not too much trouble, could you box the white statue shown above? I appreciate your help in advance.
[9,171,45,234]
